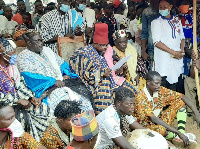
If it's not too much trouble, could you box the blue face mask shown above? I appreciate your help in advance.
[0,10,3,15]
[60,4,70,13]
[128,39,133,44]
[9,55,18,65]
[159,9,170,17]
[78,4,86,11]
[3,53,18,65]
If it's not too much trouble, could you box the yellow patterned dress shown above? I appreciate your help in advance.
[0,132,41,149]
[113,44,148,90]
[134,86,185,136]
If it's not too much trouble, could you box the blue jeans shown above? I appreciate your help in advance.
[147,49,154,70]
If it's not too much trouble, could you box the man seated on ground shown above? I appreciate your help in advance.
[0,101,47,149]
[39,0,85,53]
[70,23,136,114]
[95,87,144,149]
[41,100,82,148]
[134,71,200,146]
[17,32,93,111]
[66,110,98,149]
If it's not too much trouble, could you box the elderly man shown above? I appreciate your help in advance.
[134,71,200,147]
[17,32,93,112]
[70,23,136,114]
[0,38,53,141]
[39,0,84,53]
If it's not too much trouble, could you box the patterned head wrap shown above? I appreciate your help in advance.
[71,110,98,141]
[13,28,38,40]
[13,30,27,40]
[113,30,127,41]
[13,24,30,40]
[0,38,16,54]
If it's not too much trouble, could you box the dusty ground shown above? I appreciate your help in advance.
[172,116,200,149]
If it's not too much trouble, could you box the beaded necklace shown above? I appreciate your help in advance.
[103,14,117,29]
[0,64,15,85]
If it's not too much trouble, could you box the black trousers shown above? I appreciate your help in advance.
[161,75,185,94]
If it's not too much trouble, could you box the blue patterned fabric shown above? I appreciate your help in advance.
[39,9,85,53]
[70,45,136,114]
[61,61,78,78]
[17,47,78,98]
[71,9,84,31]
[21,71,56,98]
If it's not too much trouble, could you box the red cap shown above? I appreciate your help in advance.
[113,0,121,8]
[93,23,109,44]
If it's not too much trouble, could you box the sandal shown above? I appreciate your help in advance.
[172,133,197,148]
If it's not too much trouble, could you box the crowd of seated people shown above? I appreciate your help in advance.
[0,0,200,148]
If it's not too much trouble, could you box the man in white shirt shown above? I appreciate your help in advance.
[151,0,185,91]
[95,87,143,149]
[3,6,18,37]
[39,0,84,53]
[0,15,7,35]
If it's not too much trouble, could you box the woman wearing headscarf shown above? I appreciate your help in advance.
[0,37,52,141]
[104,30,148,90]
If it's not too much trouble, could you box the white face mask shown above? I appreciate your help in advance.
[8,119,24,137]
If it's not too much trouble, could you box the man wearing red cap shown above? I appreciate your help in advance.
[98,2,117,46]
[70,23,136,114]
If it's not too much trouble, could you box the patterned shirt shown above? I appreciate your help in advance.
[0,65,34,105]
[39,9,84,53]
[134,86,184,127]
[39,9,70,53]
[41,121,72,148]
[0,132,41,149]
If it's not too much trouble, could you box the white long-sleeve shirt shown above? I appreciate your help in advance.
[151,16,185,84]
